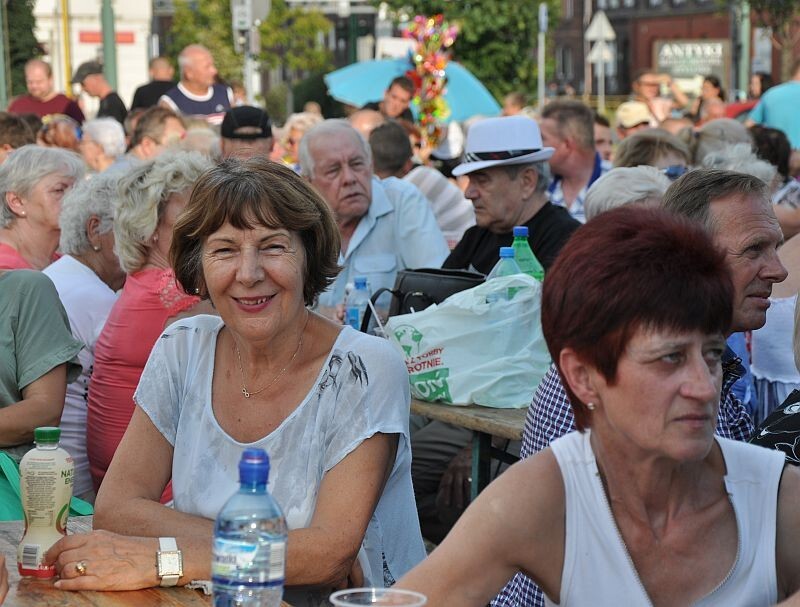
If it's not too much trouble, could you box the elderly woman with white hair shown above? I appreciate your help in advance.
[86,152,212,496]
[280,111,323,170]
[42,174,126,501]
[79,118,126,173]
[584,165,671,221]
[0,144,84,269]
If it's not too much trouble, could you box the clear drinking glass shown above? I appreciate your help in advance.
[329,588,427,606]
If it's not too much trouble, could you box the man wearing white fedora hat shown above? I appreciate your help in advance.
[443,115,580,275]
[412,116,580,544]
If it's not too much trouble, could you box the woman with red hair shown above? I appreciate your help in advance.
[396,205,800,606]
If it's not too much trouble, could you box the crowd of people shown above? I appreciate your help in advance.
[2,43,800,606]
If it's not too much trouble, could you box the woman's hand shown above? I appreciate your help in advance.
[0,554,8,605]
[44,530,160,591]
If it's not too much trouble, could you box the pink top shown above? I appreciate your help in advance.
[86,268,198,497]
[0,243,33,270]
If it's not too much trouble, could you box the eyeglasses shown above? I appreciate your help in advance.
[661,165,689,181]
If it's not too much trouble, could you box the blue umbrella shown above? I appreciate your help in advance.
[323,58,500,122]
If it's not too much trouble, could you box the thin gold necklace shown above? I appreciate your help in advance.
[234,313,309,399]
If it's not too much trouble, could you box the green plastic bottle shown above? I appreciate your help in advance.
[512,226,545,281]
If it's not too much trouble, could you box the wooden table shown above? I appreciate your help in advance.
[411,399,528,500]
[0,517,291,606]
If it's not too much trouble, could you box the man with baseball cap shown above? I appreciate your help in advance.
[72,60,127,124]
[443,115,580,275]
[220,106,273,159]
[615,100,653,140]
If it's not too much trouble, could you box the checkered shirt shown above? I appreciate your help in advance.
[547,156,612,224]
[490,349,754,607]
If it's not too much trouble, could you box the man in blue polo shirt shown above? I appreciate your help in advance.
[747,58,800,150]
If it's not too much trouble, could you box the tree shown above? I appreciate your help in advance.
[375,0,559,99]
[168,0,242,84]
[745,0,800,81]
[7,0,42,97]
[259,0,333,78]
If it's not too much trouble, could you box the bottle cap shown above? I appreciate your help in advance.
[499,247,515,258]
[239,448,270,485]
[34,427,60,443]
[354,276,368,289]
[513,226,529,237]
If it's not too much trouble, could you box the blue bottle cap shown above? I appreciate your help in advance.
[499,247,515,258]
[239,448,270,485]
[354,276,368,289]
[513,226,529,237]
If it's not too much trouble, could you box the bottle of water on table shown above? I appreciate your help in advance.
[213,448,288,607]
[511,226,545,281]
[486,246,524,302]
[345,276,371,331]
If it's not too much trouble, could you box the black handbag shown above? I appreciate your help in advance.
[360,267,485,332]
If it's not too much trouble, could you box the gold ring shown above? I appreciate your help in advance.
[74,560,87,576]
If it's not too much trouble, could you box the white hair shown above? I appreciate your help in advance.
[59,173,119,255]
[281,112,323,145]
[0,144,85,228]
[701,143,777,187]
[180,127,221,160]
[298,119,372,178]
[114,151,212,273]
[584,165,671,221]
[82,117,126,158]
[177,44,210,79]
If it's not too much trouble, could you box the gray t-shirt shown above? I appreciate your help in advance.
[135,316,426,604]
[0,270,82,463]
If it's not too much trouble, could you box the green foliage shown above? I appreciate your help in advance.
[259,0,333,74]
[739,0,800,80]
[375,0,559,99]
[168,0,242,83]
[747,0,800,27]
[166,0,331,94]
[6,0,42,97]
[264,82,289,124]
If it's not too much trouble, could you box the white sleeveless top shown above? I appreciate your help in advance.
[545,431,784,607]
[751,294,800,382]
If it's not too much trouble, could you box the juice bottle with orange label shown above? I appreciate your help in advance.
[17,426,74,578]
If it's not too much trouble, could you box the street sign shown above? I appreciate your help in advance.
[231,0,252,31]
[585,10,615,42]
[587,40,614,64]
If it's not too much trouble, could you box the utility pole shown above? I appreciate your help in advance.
[537,3,547,112]
[738,1,751,100]
[61,0,74,97]
[231,0,270,104]
[0,0,9,109]
[101,0,118,90]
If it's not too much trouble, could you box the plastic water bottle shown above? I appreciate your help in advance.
[213,449,288,607]
[486,247,524,302]
[511,226,545,281]
[345,276,370,331]
[17,427,74,578]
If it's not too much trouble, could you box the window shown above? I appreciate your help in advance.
[563,0,574,19]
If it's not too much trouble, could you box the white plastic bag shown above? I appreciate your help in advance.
[386,274,551,408]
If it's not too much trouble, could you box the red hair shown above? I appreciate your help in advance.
[541,206,733,430]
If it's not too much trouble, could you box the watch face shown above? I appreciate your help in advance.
[158,551,183,576]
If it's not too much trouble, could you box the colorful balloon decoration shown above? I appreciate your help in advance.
[403,14,459,147]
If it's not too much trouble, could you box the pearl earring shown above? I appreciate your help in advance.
[92,245,101,252]
[586,402,596,411]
